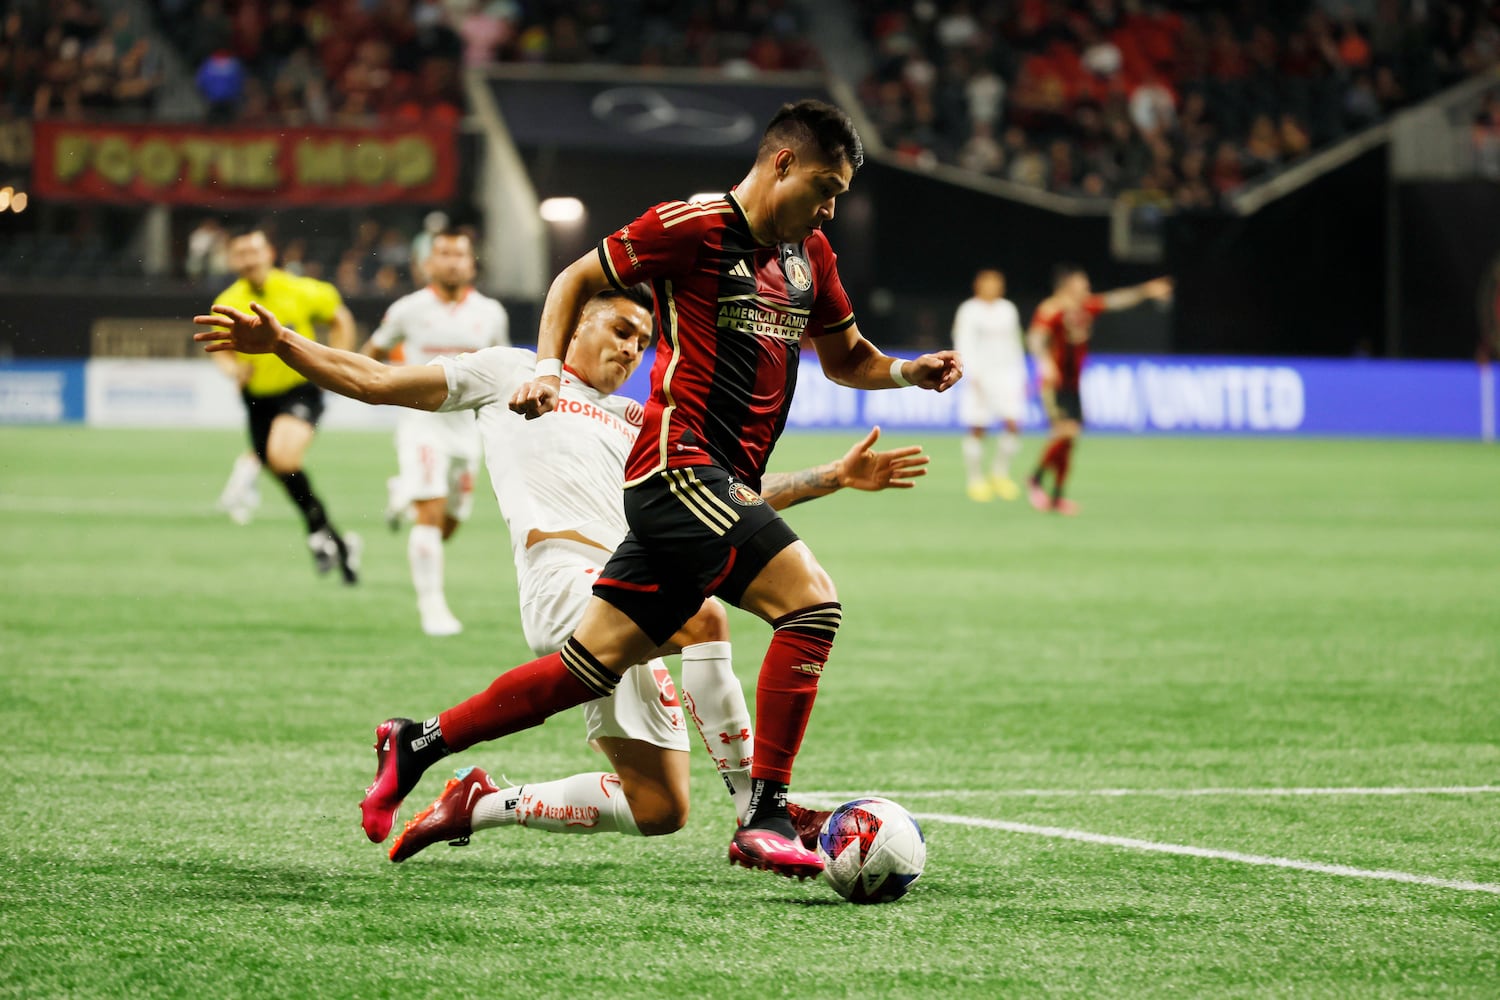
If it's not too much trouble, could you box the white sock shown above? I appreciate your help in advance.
[474,773,641,835]
[994,431,1020,479]
[408,524,446,609]
[961,435,985,484]
[221,452,261,503]
[680,640,754,824]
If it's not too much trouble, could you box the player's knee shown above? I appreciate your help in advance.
[678,599,729,645]
[628,793,690,836]
[265,452,300,476]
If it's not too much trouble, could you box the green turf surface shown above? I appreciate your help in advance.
[1,427,1497,998]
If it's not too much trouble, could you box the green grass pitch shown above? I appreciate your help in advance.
[1,426,1497,998]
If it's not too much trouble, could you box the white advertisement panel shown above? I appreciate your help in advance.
[85,359,399,430]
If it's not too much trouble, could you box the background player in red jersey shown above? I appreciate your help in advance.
[1027,265,1172,514]
[353,99,961,881]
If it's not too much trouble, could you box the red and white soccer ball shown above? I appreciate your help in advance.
[816,797,926,904]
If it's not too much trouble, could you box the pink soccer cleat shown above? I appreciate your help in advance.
[360,717,424,843]
[389,766,501,863]
[729,825,825,881]
[1027,479,1051,512]
[1052,497,1080,516]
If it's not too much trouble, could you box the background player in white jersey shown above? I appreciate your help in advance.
[951,268,1028,502]
[362,230,510,636]
[196,288,926,858]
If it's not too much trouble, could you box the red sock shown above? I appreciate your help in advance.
[438,642,611,753]
[751,603,841,784]
[1052,439,1074,496]
[1034,438,1066,481]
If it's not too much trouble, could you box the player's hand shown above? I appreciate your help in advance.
[193,303,286,355]
[902,350,963,392]
[509,377,560,419]
[836,426,928,492]
[1142,276,1174,302]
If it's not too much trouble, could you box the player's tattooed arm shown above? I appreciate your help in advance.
[762,427,927,510]
[761,463,841,510]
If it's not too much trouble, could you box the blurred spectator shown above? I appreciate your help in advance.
[185,217,229,283]
[410,209,450,284]
[196,49,244,121]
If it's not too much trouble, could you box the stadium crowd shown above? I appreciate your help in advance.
[145,0,815,127]
[856,0,1500,206]
[0,0,164,119]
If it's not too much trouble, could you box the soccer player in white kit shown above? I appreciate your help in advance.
[362,230,510,636]
[194,286,927,860]
[951,268,1027,502]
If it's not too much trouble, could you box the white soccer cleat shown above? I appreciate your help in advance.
[419,597,463,637]
[308,529,339,575]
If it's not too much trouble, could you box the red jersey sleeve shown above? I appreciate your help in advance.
[1084,294,1106,317]
[1031,303,1062,337]
[597,201,706,289]
[806,230,855,336]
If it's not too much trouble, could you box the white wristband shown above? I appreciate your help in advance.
[535,358,563,381]
[889,357,912,388]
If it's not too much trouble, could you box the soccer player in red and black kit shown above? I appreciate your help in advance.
[1026,264,1172,514]
[354,100,962,879]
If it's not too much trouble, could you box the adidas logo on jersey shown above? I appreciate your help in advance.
[728,259,753,280]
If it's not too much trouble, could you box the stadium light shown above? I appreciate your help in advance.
[10,191,26,213]
[539,197,585,224]
[688,191,725,203]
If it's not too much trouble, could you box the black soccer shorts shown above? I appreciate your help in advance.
[244,382,324,463]
[1044,386,1084,425]
[593,464,800,646]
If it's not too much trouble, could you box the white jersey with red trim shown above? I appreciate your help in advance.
[371,286,510,448]
[435,347,644,575]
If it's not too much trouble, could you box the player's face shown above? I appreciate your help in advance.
[228,233,274,286]
[770,149,853,242]
[565,297,653,393]
[975,271,1004,300]
[1062,272,1091,303]
[426,235,475,290]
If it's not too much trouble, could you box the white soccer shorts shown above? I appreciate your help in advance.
[959,368,1027,427]
[394,424,478,522]
[518,539,689,752]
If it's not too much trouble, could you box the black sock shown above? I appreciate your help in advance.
[745,778,795,837]
[278,470,332,535]
[403,717,451,773]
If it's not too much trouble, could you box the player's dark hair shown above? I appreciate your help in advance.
[760,100,864,172]
[1053,262,1085,289]
[226,225,269,243]
[433,227,473,244]
[595,283,654,313]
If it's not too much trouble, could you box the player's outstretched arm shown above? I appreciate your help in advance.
[194,303,449,411]
[812,323,962,393]
[761,426,928,510]
[510,251,614,420]
[1099,276,1174,311]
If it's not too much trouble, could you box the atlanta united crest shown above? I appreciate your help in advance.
[727,482,764,507]
[784,253,812,291]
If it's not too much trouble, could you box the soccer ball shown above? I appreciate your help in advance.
[816,797,926,904]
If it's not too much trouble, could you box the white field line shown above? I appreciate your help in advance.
[910,812,1500,895]
[800,785,1500,801]
[796,787,1500,894]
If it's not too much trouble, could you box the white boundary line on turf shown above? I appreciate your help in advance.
[909,812,1500,895]
[800,785,1500,800]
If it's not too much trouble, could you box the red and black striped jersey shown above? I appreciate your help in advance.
[597,191,855,491]
[1032,295,1105,390]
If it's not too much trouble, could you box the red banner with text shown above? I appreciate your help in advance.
[31,121,457,206]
